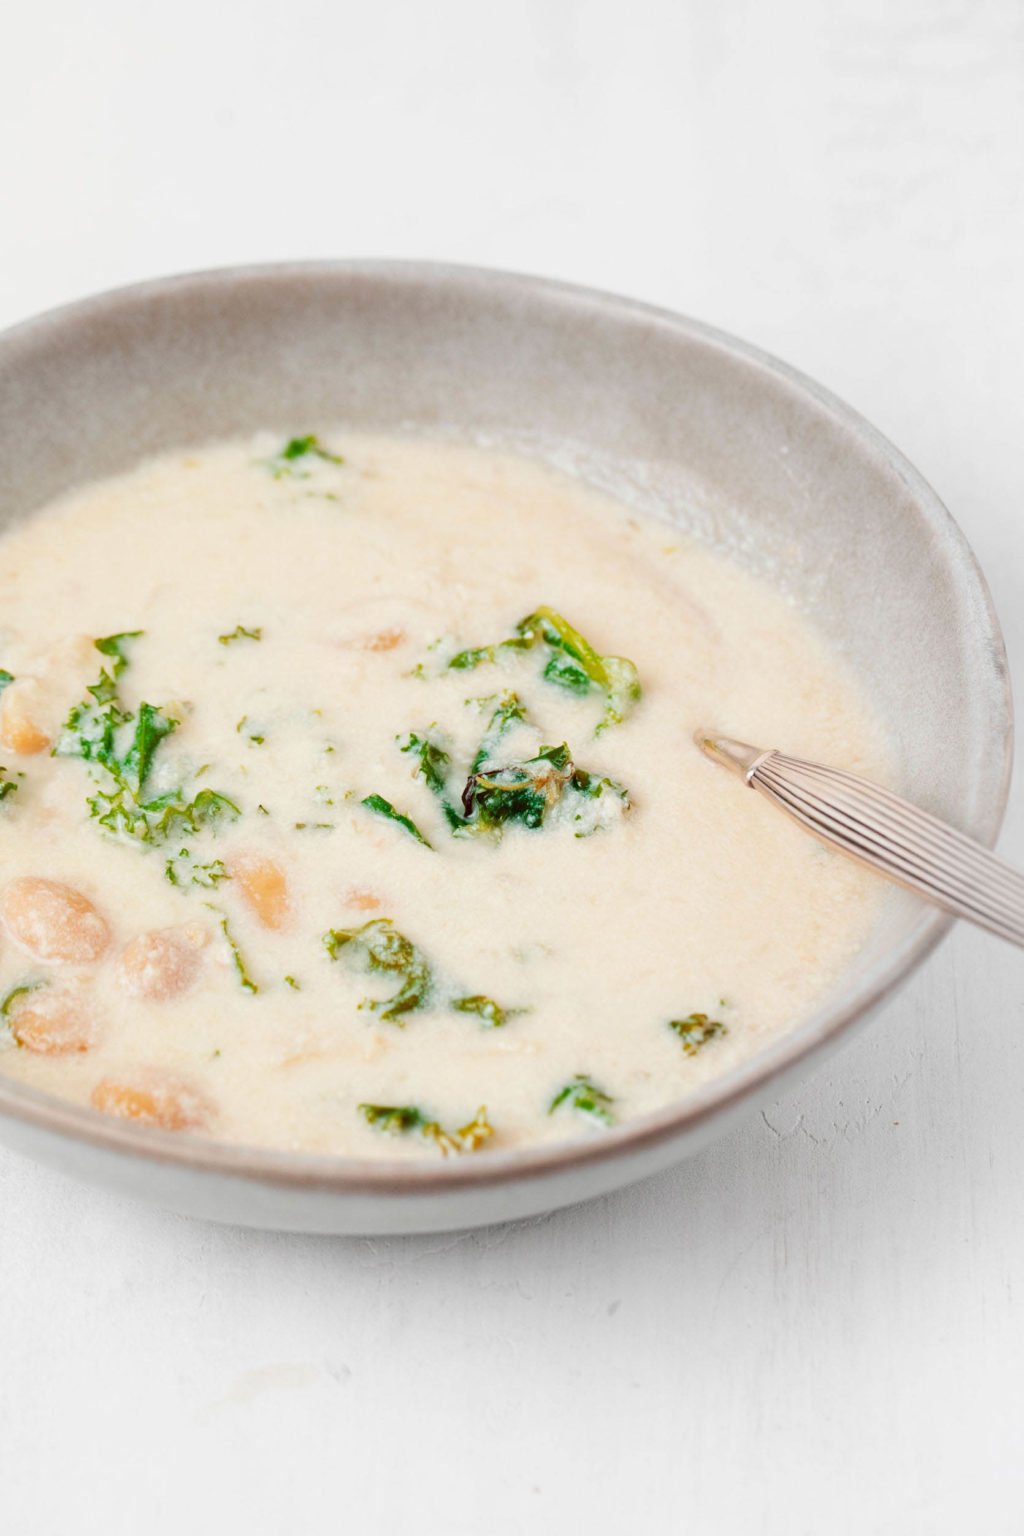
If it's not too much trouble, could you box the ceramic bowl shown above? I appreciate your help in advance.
[0,263,1011,1232]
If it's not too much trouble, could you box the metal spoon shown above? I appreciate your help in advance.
[697,732,1024,948]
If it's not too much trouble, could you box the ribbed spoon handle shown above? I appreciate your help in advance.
[697,733,1024,949]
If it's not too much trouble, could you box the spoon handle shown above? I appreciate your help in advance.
[698,734,1024,949]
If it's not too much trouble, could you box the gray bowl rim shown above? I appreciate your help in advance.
[0,258,1013,1196]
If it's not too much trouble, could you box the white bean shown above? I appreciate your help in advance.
[0,878,110,963]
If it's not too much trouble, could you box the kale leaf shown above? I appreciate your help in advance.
[462,742,630,836]
[469,691,527,774]
[325,919,521,1029]
[462,743,575,829]
[324,919,432,1024]
[165,848,230,889]
[397,730,465,831]
[668,1013,727,1056]
[451,995,520,1029]
[360,793,432,848]
[263,435,344,480]
[208,909,258,994]
[358,1102,494,1154]
[449,606,641,733]
[56,633,239,849]
[549,1074,615,1126]
[218,625,263,645]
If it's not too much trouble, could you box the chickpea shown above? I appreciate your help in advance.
[116,929,200,1001]
[230,853,289,930]
[0,878,110,963]
[0,679,50,755]
[8,990,98,1055]
[91,1074,212,1132]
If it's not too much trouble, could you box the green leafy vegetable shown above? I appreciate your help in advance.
[399,731,451,798]
[218,625,262,645]
[0,980,46,1047]
[451,995,520,1029]
[185,789,240,828]
[462,740,630,838]
[0,670,13,693]
[95,630,142,676]
[324,919,432,1023]
[549,1075,615,1126]
[87,783,240,845]
[284,975,300,991]
[469,691,527,774]
[121,701,177,788]
[358,1102,493,1154]
[398,730,464,831]
[447,1106,493,1151]
[236,716,266,746]
[519,608,641,730]
[449,606,641,732]
[359,1103,426,1134]
[56,634,239,849]
[462,742,576,830]
[448,635,531,670]
[542,651,591,694]
[668,1013,726,1056]
[57,631,143,769]
[263,435,344,479]
[360,793,432,848]
[0,981,44,1020]
[566,767,632,837]
[325,920,520,1030]
[398,703,629,840]
[165,848,230,889]
[210,910,258,994]
[0,768,17,804]
[61,688,183,838]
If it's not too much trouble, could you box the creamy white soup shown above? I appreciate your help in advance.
[0,434,888,1158]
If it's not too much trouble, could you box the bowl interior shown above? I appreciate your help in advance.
[0,261,1011,1200]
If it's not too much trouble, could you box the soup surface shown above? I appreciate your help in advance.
[0,434,888,1158]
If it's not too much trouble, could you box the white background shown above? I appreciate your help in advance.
[1,3,1022,1531]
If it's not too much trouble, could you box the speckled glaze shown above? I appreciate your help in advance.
[0,262,1012,1233]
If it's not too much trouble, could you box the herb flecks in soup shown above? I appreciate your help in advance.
[0,433,888,1158]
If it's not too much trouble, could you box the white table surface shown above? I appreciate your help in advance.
[1,3,1022,1531]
